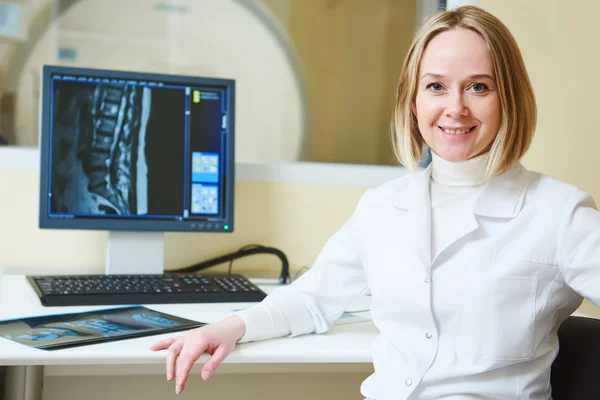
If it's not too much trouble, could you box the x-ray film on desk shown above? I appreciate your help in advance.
[0,306,205,350]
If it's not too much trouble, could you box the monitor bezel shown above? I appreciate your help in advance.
[38,65,235,233]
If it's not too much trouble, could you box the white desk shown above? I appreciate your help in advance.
[0,275,377,400]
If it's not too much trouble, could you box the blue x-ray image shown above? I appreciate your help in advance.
[0,306,204,350]
[5,327,81,342]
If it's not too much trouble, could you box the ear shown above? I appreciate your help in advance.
[411,101,417,117]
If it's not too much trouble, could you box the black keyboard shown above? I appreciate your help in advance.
[27,273,267,306]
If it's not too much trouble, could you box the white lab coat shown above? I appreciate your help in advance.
[261,162,600,399]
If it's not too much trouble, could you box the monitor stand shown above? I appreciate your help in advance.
[105,231,165,275]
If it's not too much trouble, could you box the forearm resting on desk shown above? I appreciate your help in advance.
[235,303,293,343]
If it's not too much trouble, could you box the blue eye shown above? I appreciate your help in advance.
[471,83,488,92]
[426,83,444,92]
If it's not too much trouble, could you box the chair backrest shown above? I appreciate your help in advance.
[551,316,600,400]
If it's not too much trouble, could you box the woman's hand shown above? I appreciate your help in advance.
[149,315,246,394]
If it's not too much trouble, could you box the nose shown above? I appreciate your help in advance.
[445,92,469,119]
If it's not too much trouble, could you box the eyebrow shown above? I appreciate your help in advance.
[420,73,495,81]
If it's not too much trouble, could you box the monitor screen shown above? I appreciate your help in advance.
[38,65,235,234]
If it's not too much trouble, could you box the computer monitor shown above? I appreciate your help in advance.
[38,65,235,275]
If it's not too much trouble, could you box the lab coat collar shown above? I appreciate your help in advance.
[474,163,528,218]
[392,164,432,211]
[392,162,528,219]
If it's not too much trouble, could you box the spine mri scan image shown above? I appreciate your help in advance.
[51,82,152,216]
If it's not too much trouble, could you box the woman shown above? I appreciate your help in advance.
[151,5,600,399]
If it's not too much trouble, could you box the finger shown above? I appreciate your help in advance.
[149,336,178,351]
[201,345,230,381]
[175,340,208,394]
[166,340,184,381]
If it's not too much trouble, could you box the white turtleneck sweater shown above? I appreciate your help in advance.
[235,151,489,343]
[429,151,487,261]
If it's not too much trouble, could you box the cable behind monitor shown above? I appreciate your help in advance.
[173,245,290,284]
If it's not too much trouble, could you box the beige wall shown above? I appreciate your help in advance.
[41,371,370,400]
[281,0,417,166]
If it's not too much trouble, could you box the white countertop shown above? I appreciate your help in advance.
[0,274,378,367]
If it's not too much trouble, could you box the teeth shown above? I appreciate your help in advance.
[442,127,471,135]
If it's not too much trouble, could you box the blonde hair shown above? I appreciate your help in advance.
[391,5,536,178]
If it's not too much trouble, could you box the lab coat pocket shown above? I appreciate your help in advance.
[460,274,538,361]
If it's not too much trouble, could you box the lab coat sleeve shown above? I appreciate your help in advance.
[557,189,600,305]
[235,190,371,342]
[235,302,292,343]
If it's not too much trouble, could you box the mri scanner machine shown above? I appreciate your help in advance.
[0,0,309,162]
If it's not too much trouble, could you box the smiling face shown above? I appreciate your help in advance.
[414,28,502,162]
